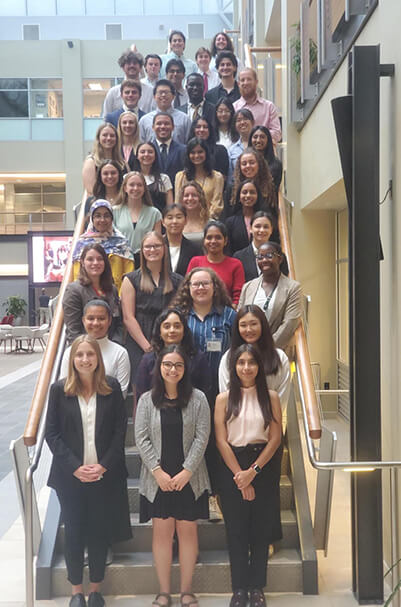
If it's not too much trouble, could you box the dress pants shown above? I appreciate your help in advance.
[57,480,111,585]
[218,443,282,591]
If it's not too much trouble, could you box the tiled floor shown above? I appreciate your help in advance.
[0,350,380,607]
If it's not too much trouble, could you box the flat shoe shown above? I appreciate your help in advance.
[88,591,105,607]
[152,593,172,607]
[250,588,266,607]
[69,594,86,607]
[180,592,199,606]
[230,589,248,607]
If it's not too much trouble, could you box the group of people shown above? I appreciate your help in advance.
[45,29,303,607]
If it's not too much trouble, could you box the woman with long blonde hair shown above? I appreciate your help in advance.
[45,335,131,607]
[82,123,124,195]
[117,111,141,171]
[120,231,182,391]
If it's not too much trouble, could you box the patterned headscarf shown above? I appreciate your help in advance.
[72,199,134,262]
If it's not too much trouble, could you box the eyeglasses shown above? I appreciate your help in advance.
[143,244,163,251]
[190,280,212,288]
[161,361,185,370]
[256,252,281,261]
[156,90,173,97]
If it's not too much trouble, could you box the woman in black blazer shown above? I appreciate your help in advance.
[45,335,131,607]
[162,203,202,276]
[226,180,267,255]
[234,211,289,282]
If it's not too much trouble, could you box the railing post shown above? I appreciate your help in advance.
[390,467,400,607]
[25,468,34,607]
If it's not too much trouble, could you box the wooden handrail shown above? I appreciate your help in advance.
[244,43,282,69]
[23,193,88,446]
[278,194,322,439]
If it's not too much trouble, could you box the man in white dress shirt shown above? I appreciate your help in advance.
[60,300,130,398]
[166,58,189,107]
[102,49,154,116]
[141,53,162,88]
[195,46,220,93]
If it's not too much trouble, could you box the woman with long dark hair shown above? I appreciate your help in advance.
[135,345,210,607]
[189,116,229,179]
[214,97,238,150]
[63,243,121,344]
[219,304,290,411]
[215,344,282,607]
[120,232,182,388]
[136,141,173,212]
[226,180,266,254]
[248,125,282,193]
[231,148,276,213]
[233,211,288,281]
[136,307,211,401]
[46,335,131,607]
[175,137,224,219]
[186,220,245,307]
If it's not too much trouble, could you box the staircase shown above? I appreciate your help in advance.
[47,394,317,596]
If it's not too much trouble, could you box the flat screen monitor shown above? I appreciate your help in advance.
[28,231,73,285]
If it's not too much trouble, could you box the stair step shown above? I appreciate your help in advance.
[56,510,299,554]
[125,419,134,447]
[126,476,294,513]
[125,447,290,478]
[51,548,302,595]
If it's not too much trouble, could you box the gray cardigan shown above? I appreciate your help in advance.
[135,388,211,503]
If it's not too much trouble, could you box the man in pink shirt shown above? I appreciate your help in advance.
[234,67,281,143]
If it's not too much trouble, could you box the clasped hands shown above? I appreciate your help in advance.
[153,467,192,492]
[233,468,256,501]
[74,463,106,483]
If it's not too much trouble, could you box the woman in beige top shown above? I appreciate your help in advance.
[175,138,224,220]
[178,181,209,248]
[215,344,282,607]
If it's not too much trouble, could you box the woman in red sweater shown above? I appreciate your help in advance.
[187,220,245,307]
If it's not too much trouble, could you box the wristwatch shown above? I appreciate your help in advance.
[253,464,262,474]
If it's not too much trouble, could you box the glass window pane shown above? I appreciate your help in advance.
[173,0,199,15]
[56,0,84,15]
[43,192,66,211]
[84,118,103,141]
[0,91,29,117]
[27,0,55,15]
[83,79,114,117]
[202,0,219,12]
[31,119,64,140]
[145,0,170,15]
[115,0,142,14]
[0,119,30,140]
[105,24,122,40]
[15,192,42,212]
[30,91,63,117]
[31,78,62,90]
[0,79,28,89]
[0,0,26,15]
[86,0,114,15]
[43,183,65,193]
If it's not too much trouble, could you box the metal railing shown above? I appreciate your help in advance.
[21,192,87,607]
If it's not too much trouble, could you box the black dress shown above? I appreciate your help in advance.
[139,399,209,522]
[124,269,182,384]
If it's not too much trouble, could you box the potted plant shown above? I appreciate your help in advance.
[2,295,27,326]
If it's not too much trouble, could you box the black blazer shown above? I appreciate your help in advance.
[166,234,203,276]
[105,107,145,128]
[226,213,250,255]
[234,243,289,282]
[152,138,186,187]
[177,100,216,127]
[211,143,229,178]
[45,377,128,492]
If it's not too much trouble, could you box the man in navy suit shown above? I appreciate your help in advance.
[104,80,145,128]
[178,73,216,126]
[151,112,186,187]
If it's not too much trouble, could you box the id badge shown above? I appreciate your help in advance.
[206,338,222,352]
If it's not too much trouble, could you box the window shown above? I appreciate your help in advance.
[83,78,122,117]
[56,0,85,15]
[23,24,40,40]
[0,181,66,234]
[0,78,63,119]
[105,23,122,40]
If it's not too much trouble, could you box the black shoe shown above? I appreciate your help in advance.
[229,589,248,607]
[88,592,105,607]
[106,547,113,565]
[69,594,86,607]
[249,588,266,607]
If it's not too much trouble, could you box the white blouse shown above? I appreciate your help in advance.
[77,393,98,465]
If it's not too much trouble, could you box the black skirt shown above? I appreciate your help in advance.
[140,402,209,523]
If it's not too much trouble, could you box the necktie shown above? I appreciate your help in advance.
[192,104,200,120]
[203,72,208,94]
[160,143,168,169]
[174,94,180,108]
